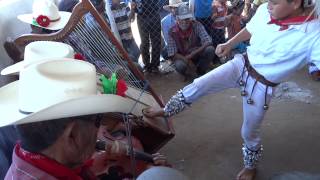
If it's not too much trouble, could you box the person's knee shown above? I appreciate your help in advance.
[174,59,187,75]
[203,46,215,56]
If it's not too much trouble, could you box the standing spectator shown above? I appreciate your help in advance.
[58,0,79,12]
[132,0,162,73]
[167,4,214,80]
[111,0,141,63]
[211,0,228,48]
[161,0,186,59]
[194,0,213,35]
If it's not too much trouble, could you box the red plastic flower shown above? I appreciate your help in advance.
[36,15,50,27]
[116,79,128,97]
[74,53,85,60]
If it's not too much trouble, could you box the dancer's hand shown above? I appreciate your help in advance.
[142,107,165,118]
[215,42,233,57]
[152,153,169,166]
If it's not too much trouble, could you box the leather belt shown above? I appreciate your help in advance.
[243,54,279,87]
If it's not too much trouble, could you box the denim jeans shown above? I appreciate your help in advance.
[174,46,215,76]
[122,39,141,63]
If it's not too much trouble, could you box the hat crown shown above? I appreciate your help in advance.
[24,41,74,66]
[32,0,60,20]
[19,59,97,113]
[1,41,74,75]
[176,4,193,19]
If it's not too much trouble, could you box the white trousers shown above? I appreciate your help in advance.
[182,54,274,150]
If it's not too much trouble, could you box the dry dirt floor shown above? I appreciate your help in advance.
[145,67,320,180]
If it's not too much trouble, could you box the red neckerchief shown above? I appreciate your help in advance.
[174,24,193,55]
[174,23,193,39]
[267,15,316,31]
[15,144,96,180]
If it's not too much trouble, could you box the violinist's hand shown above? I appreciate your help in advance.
[215,42,233,58]
[142,107,165,118]
[90,151,109,175]
[152,153,168,166]
[108,140,128,159]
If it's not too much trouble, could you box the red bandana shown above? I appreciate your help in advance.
[267,15,316,31]
[175,23,193,39]
[15,144,96,180]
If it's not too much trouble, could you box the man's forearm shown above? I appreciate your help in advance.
[187,42,211,59]
[227,28,251,47]
[173,53,187,61]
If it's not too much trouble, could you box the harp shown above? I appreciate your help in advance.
[14,0,174,153]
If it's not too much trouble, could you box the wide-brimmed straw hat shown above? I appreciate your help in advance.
[176,4,194,20]
[17,0,71,30]
[163,0,187,11]
[1,41,74,75]
[0,59,139,127]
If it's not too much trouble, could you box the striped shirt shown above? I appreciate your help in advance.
[111,2,133,41]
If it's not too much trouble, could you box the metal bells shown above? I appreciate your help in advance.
[241,90,247,96]
[239,80,244,86]
[247,98,254,104]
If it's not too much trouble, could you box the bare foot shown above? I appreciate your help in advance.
[236,168,256,180]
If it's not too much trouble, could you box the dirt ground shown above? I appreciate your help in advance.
[146,67,320,180]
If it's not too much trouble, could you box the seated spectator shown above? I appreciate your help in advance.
[167,4,214,80]
[161,0,186,60]
[110,0,140,63]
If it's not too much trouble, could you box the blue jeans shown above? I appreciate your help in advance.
[174,46,214,76]
[122,39,141,63]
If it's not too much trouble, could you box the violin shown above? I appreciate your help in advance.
[95,129,155,179]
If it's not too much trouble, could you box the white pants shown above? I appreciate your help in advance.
[182,54,274,150]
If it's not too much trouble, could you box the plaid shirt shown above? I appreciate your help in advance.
[167,21,212,57]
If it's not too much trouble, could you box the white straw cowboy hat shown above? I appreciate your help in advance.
[17,0,71,30]
[0,59,139,127]
[176,4,194,20]
[163,0,187,11]
[1,41,74,75]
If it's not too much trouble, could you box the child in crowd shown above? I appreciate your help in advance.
[225,0,248,58]
[110,0,141,63]
[143,0,320,179]
[211,0,228,48]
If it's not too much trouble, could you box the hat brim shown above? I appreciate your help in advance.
[163,2,187,11]
[177,13,194,20]
[17,11,71,30]
[1,61,25,75]
[0,81,149,127]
